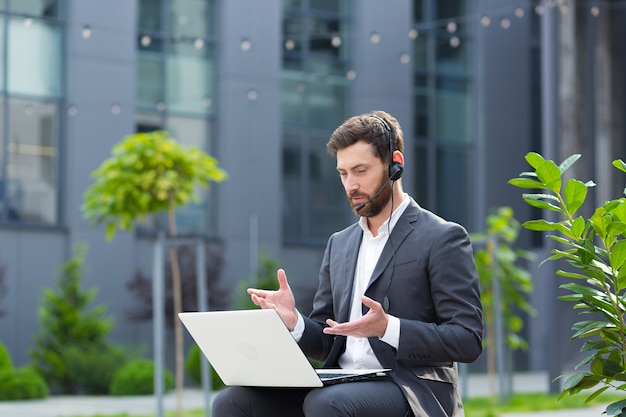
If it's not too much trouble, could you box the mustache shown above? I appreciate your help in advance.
[349,191,369,199]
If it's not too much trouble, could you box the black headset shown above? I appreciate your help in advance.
[369,114,404,181]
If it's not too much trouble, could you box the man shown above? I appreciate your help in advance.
[213,110,483,416]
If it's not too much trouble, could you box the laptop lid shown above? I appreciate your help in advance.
[178,309,389,388]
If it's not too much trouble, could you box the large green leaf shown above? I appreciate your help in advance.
[559,154,581,173]
[522,195,562,212]
[508,178,545,189]
[613,159,626,174]
[536,160,562,194]
[571,320,612,339]
[525,152,546,169]
[606,399,626,416]
[611,240,626,270]
[564,178,588,216]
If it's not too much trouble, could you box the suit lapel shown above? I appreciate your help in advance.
[337,225,363,322]
[366,200,420,291]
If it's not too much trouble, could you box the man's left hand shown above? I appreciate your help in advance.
[323,296,388,338]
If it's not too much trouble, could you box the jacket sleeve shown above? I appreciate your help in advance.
[395,223,483,364]
[297,234,337,362]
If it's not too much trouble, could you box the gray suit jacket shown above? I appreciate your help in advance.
[298,198,483,417]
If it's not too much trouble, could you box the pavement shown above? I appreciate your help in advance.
[0,372,615,417]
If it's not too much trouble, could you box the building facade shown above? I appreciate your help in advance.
[1,0,625,383]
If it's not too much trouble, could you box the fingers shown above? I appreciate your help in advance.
[250,293,274,310]
[361,295,381,311]
[277,268,290,291]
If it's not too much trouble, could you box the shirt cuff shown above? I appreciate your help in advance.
[290,311,305,342]
[379,315,400,349]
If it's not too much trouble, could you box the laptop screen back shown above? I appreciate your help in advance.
[179,309,324,387]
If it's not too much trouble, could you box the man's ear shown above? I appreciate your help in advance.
[392,151,404,166]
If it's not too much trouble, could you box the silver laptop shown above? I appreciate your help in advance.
[178,309,390,387]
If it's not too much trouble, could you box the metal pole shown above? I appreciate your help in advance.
[153,236,165,417]
[540,0,561,394]
[196,240,212,417]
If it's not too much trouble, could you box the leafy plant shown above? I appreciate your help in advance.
[471,206,536,400]
[509,152,626,416]
[0,341,12,371]
[110,359,174,396]
[0,367,48,400]
[30,243,114,394]
[0,259,6,318]
[82,130,227,416]
[184,344,225,390]
[63,343,138,394]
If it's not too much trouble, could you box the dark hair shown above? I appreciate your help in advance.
[327,110,404,165]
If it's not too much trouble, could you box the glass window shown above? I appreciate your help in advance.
[310,0,347,14]
[307,79,347,129]
[413,0,424,22]
[412,35,427,70]
[10,0,59,17]
[412,0,476,230]
[281,0,350,244]
[137,1,214,115]
[413,144,429,208]
[8,17,62,97]
[436,77,473,143]
[282,130,345,242]
[170,0,212,38]
[3,98,59,224]
[167,42,213,114]
[306,133,345,240]
[282,74,306,125]
[168,116,211,234]
[436,147,471,226]
[138,0,164,32]
[414,93,428,138]
[137,52,165,110]
[436,36,472,77]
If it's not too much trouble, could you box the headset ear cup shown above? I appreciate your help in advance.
[390,163,403,181]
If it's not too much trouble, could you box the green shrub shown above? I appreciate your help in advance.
[0,342,12,371]
[110,359,173,396]
[0,367,48,400]
[64,343,137,395]
[184,344,225,390]
[30,243,114,394]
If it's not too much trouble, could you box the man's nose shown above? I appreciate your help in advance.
[345,175,359,192]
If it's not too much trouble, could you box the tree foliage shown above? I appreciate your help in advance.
[30,243,114,393]
[82,130,227,239]
[509,152,626,416]
[472,206,536,351]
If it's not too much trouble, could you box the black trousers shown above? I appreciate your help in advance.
[212,379,411,417]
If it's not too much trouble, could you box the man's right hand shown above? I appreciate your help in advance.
[247,268,299,331]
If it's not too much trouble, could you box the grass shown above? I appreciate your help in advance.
[61,392,626,417]
[464,392,624,417]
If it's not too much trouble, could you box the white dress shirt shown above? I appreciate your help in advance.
[292,194,411,369]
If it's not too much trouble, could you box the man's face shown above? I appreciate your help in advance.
[336,141,392,217]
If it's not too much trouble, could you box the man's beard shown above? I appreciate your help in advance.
[349,172,393,217]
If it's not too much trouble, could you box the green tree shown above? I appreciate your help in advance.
[472,206,536,402]
[509,152,626,416]
[82,130,227,417]
[30,243,113,393]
